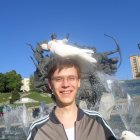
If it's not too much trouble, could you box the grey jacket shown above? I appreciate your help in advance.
[27,107,117,140]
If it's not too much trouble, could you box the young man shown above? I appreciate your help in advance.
[27,56,117,140]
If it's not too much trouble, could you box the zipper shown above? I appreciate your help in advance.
[74,122,76,140]
[62,123,76,140]
[62,124,68,140]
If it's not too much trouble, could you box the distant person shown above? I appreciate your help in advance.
[27,56,117,140]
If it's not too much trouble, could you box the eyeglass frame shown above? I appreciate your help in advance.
[51,75,79,83]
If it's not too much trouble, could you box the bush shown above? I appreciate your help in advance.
[10,90,20,104]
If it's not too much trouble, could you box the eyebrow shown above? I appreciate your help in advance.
[52,75,78,78]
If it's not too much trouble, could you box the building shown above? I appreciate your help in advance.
[119,79,140,96]
[130,55,140,79]
[21,78,30,92]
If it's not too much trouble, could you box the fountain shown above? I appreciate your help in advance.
[0,104,30,140]
[0,101,52,140]
[105,78,140,137]
[28,34,140,138]
[1,34,139,139]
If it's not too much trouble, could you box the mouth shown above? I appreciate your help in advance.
[60,90,72,95]
[60,90,72,96]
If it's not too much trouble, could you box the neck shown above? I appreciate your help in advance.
[55,103,77,115]
[55,103,78,129]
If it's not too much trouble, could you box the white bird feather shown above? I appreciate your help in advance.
[121,130,140,140]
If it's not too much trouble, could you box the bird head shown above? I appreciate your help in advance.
[121,130,137,140]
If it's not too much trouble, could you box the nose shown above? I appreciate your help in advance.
[61,78,69,87]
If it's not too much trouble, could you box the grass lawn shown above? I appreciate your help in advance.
[0,92,52,108]
[23,92,52,104]
[20,92,53,107]
[0,93,11,104]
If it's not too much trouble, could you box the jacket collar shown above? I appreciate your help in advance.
[49,106,84,124]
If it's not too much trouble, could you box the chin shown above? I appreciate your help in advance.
[59,99,75,106]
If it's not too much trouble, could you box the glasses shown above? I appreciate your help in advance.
[51,76,79,83]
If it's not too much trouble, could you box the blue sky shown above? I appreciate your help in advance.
[0,0,140,80]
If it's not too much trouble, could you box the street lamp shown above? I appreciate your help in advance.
[138,43,140,50]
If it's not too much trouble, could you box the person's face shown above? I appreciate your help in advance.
[49,67,80,106]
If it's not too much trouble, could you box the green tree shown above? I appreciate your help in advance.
[0,73,5,92]
[10,89,20,104]
[5,70,22,92]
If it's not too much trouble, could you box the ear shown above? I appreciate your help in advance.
[78,79,81,88]
[48,80,52,90]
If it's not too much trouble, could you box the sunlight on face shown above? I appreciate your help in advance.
[49,67,80,106]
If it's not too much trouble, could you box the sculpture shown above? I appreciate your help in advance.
[29,34,121,108]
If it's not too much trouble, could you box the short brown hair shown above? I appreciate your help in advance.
[45,56,81,80]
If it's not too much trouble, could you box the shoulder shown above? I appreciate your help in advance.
[82,109,116,139]
[29,114,49,130]
[27,114,50,140]
[82,109,107,125]
[82,109,103,119]
[82,109,109,128]
[78,108,103,120]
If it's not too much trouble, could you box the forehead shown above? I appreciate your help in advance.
[53,67,78,77]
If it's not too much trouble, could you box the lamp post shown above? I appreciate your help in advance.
[138,44,140,51]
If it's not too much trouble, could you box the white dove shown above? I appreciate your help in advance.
[40,39,97,63]
[121,130,140,140]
